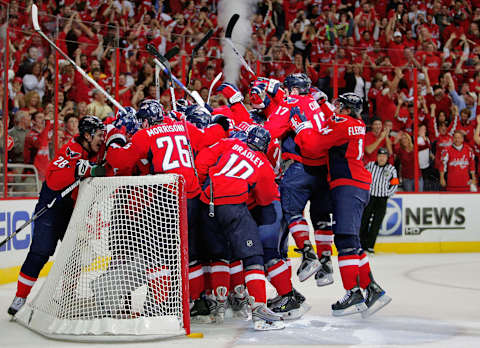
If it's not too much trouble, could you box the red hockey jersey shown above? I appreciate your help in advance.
[195,138,278,206]
[46,136,100,199]
[440,144,475,191]
[295,114,372,190]
[264,94,331,166]
[106,119,227,198]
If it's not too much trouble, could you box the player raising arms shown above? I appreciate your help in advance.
[8,116,106,316]
[293,93,392,318]
[195,126,285,331]
[262,73,335,287]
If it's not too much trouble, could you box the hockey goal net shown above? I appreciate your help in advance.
[15,175,190,341]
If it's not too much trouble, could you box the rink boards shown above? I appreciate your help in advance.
[1,193,480,285]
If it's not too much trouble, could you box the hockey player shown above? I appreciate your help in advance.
[262,73,335,287]
[195,126,285,331]
[104,99,229,316]
[8,116,106,316]
[293,93,391,318]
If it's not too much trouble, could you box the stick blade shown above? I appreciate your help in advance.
[165,46,180,61]
[194,29,214,51]
[225,14,240,39]
[31,4,40,31]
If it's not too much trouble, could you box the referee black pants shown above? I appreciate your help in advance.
[359,196,388,250]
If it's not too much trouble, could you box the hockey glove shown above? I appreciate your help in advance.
[212,115,231,131]
[217,82,244,104]
[90,163,107,177]
[266,78,281,97]
[289,106,312,134]
[310,87,328,104]
[105,124,127,148]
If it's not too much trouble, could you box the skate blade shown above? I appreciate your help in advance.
[233,308,251,321]
[298,260,322,282]
[316,274,334,287]
[280,305,308,320]
[361,294,392,319]
[253,320,285,331]
[332,302,368,317]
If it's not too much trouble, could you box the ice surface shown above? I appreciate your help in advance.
[1,253,479,347]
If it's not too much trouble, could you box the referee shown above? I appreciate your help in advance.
[360,147,399,253]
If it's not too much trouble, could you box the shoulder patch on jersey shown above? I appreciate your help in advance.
[332,115,348,123]
[286,97,298,104]
[320,127,333,135]
[66,146,81,159]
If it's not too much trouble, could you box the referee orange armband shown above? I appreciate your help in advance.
[390,178,400,185]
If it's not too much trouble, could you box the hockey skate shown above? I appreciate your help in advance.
[190,297,215,323]
[315,253,334,287]
[251,302,285,331]
[295,241,322,282]
[229,285,251,320]
[361,281,391,318]
[270,291,305,320]
[331,287,367,316]
[8,296,26,316]
[213,286,228,323]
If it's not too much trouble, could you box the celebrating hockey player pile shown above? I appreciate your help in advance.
[8,72,392,331]
[7,5,390,332]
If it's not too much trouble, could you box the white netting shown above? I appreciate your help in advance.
[15,175,188,341]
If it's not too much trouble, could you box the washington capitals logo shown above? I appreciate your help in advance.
[66,147,81,159]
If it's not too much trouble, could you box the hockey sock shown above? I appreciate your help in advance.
[210,260,230,297]
[188,263,205,301]
[314,229,333,257]
[358,251,372,289]
[289,219,310,250]
[286,258,292,280]
[266,259,292,296]
[229,260,244,292]
[245,268,267,304]
[338,254,360,290]
[203,263,212,295]
[16,272,37,298]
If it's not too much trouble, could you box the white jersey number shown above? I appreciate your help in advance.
[156,135,192,171]
[215,153,254,180]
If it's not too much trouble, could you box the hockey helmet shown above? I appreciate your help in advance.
[246,126,271,153]
[136,99,164,126]
[79,115,105,139]
[185,105,212,129]
[335,93,363,117]
[283,73,311,95]
[113,106,140,135]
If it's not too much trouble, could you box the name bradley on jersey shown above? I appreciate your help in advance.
[232,143,265,168]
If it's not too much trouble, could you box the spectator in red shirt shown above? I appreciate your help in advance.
[395,132,428,192]
[23,111,51,165]
[440,131,476,191]
[364,118,392,163]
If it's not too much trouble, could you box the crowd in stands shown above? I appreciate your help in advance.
[2,0,480,195]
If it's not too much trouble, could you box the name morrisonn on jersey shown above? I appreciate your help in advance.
[146,124,185,136]
[232,143,264,168]
[348,126,365,136]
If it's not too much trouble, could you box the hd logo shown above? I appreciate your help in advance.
[378,197,467,236]
[379,197,403,236]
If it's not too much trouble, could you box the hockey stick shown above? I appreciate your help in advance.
[186,29,214,92]
[31,4,126,113]
[146,44,206,107]
[145,44,199,179]
[225,14,257,78]
[154,46,180,101]
[0,179,82,248]
[207,72,223,104]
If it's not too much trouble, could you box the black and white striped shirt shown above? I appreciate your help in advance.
[365,161,399,197]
